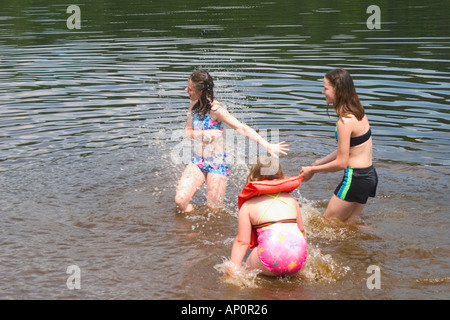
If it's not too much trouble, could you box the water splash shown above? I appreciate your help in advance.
[300,245,350,283]
[214,258,262,288]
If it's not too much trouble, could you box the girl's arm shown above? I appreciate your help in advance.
[184,101,198,139]
[300,118,351,181]
[311,149,338,166]
[184,115,197,139]
[294,201,306,242]
[212,103,289,158]
[227,205,252,276]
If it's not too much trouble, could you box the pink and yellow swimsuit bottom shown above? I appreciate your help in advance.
[253,221,307,276]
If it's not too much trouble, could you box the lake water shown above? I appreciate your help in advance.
[0,0,449,300]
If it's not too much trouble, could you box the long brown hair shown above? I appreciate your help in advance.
[189,69,215,119]
[325,68,365,120]
[247,155,284,183]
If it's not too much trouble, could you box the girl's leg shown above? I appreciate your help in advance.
[324,194,365,223]
[175,164,206,212]
[205,172,228,210]
[246,248,275,276]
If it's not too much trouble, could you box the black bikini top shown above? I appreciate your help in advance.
[335,124,371,147]
[350,128,371,146]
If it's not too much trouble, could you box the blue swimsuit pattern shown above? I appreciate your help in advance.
[192,113,229,176]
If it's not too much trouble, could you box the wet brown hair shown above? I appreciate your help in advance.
[247,155,284,183]
[189,69,215,119]
[325,68,365,120]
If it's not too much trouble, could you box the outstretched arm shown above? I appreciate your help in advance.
[212,103,289,158]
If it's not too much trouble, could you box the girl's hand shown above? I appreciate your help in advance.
[225,261,241,277]
[266,141,289,158]
[299,166,314,182]
[202,129,223,143]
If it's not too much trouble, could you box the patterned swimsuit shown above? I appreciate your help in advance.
[252,193,307,276]
[191,113,229,176]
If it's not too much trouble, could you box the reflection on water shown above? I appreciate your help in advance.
[0,0,449,300]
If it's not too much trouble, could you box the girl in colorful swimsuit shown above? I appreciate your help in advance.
[175,70,289,213]
[227,156,307,277]
[300,68,378,223]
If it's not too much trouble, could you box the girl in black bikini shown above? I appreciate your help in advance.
[300,68,378,223]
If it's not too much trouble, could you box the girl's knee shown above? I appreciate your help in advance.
[175,192,191,212]
[324,196,365,223]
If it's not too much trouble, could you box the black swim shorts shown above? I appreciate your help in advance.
[334,165,378,204]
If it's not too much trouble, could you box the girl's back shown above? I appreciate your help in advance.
[245,192,299,226]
